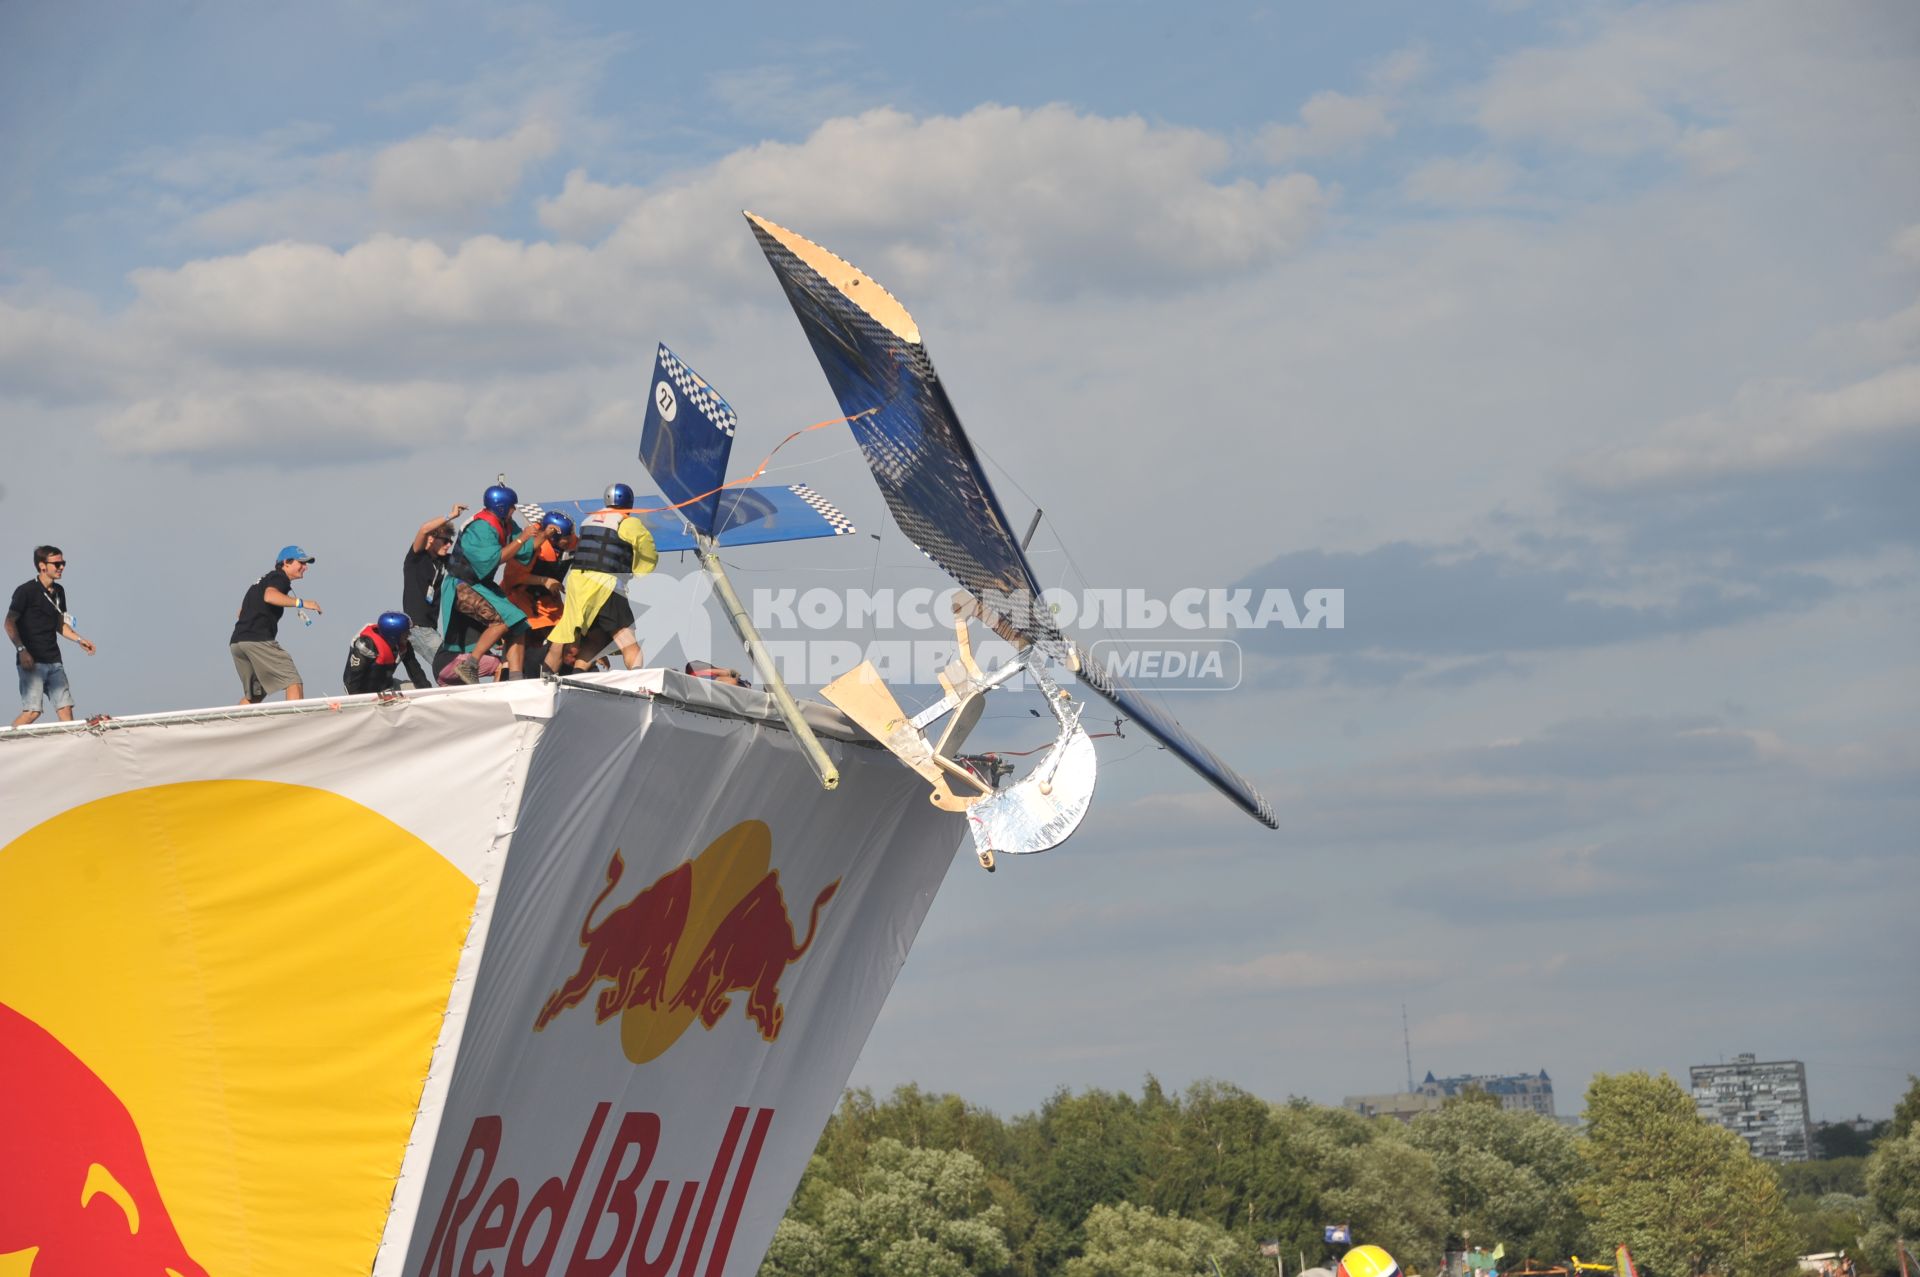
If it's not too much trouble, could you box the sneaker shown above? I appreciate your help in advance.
[452,655,480,685]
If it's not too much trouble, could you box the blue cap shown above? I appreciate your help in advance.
[277,545,315,564]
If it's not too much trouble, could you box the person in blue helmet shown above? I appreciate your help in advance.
[343,611,431,695]
[502,510,577,666]
[543,482,658,675]
[437,484,557,684]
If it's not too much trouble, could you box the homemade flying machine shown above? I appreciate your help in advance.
[527,216,1278,867]
[743,212,1278,869]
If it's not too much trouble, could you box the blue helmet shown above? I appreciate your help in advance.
[540,511,575,538]
[376,611,412,641]
[483,484,518,517]
[604,482,634,510]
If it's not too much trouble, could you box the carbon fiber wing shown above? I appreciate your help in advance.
[749,211,1277,830]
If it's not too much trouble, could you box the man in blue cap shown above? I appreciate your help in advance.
[230,545,321,703]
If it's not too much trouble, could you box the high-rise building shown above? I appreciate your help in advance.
[1689,1053,1813,1162]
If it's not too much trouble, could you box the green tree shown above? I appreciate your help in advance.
[1578,1072,1798,1277]
[1319,1119,1448,1272]
[1890,1076,1920,1142]
[1785,1191,1871,1258]
[1776,1158,1869,1200]
[1063,1202,1256,1277]
[1859,1122,1920,1274]
[761,1138,1012,1277]
[1136,1082,1318,1240]
[1816,1124,1877,1160]
[1408,1096,1588,1261]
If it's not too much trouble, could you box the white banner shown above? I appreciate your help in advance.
[400,683,962,1277]
[0,687,545,1277]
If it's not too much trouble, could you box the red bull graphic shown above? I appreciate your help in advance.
[535,820,839,1063]
[535,856,693,1030]
[0,1000,207,1277]
[415,1103,774,1277]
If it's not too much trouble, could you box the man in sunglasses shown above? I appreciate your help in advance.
[7,545,96,727]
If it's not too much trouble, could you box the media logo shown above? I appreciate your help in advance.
[535,819,839,1063]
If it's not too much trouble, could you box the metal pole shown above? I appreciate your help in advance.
[696,538,838,790]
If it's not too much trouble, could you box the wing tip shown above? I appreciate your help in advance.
[745,211,921,345]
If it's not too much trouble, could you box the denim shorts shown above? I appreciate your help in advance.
[18,659,73,713]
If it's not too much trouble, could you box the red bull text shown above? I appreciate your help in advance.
[416,1104,773,1277]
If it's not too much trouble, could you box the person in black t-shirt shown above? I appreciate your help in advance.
[8,544,95,727]
[403,502,466,669]
[229,545,322,704]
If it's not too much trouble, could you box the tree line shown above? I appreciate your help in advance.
[757,1072,1920,1277]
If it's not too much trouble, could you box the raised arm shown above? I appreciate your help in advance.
[412,503,468,552]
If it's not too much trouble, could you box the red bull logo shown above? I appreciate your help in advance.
[0,1000,207,1277]
[416,1103,773,1277]
[535,820,839,1063]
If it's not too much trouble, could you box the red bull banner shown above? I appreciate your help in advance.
[395,682,961,1277]
[0,682,552,1277]
[1,674,962,1277]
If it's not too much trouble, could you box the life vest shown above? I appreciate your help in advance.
[571,509,633,574]
[505,537,574,626]
[447,509,510,583]
[355,624,403,666]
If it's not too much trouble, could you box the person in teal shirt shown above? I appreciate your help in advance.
[437,484,553,684]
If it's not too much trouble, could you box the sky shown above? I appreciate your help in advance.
[2,0,1916,1123]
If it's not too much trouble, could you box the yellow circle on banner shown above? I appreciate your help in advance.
[618,819,773,1064]
[0,780,476,1277]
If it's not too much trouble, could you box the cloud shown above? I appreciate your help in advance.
[1472,13,1718,158]
[1674,124,1749,177]
[537,168,647,241]
[1895,223,1920,268]
[1571,363,1920,488]
[1260,90,1395,163]
[1210,950,1430,991]
[39,102,1328,404]
[1402,155,1521,208]
[369,120,557,223]
[1235,538,1837,672]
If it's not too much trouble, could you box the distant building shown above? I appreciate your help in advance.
[1690,1053,1813,1162]
[1343,1070,1555,1122]
[1341,1091,1446,1122]
[1417,1070,1556,1116]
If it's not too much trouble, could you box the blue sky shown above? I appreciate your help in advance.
[2,0,1916,1122]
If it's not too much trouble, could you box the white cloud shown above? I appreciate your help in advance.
[1209,950,1430,991]
[1673,124,1748,177]
[1893,223,1920,268]
[117,104,1327,377]
[1573,363,1920,488]
[369,120,557,223]
[96,377,469,462]
[1402,154,1520,208]
[1260,89,1395,163]
[537,168,647,241]
[1368,46,1430,92]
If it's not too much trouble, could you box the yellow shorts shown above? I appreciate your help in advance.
[548,571,619,646]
